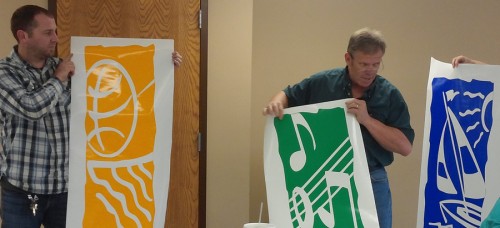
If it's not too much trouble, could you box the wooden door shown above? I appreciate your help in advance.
[49,0,205,227]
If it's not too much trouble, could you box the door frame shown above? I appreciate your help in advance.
[199,0,208,227]
[47,1,208,227]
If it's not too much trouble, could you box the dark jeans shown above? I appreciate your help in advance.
[371,167,392,228]
[0,181,67,228]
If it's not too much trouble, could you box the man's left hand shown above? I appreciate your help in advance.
[345,99,370,124]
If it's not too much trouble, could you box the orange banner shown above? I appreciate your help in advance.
[69,37,174,228]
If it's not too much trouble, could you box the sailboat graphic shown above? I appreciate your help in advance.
[434,91,485,227]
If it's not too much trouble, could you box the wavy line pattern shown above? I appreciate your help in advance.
[466,122,480,132]
[464,92,485,99]
[459,108,481,117]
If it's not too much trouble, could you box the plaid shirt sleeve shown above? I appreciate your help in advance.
[0,61,66,120]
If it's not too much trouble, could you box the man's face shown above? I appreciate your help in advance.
[344,50,383,89]
[23,13,58,59]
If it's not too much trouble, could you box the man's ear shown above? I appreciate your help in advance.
[16,30,28,42]
[344,52,351,64]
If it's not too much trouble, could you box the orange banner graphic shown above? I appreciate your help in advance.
[69,37,174,228]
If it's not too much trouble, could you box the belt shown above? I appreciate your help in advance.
[0,176,31,194]
[369,164,384,172]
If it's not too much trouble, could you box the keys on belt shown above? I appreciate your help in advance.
[28,194,38,216]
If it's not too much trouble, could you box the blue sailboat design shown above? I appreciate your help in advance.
[434,91,485,227]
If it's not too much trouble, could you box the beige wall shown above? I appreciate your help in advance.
[0,0,47,56]
[251,0,500,227]
[207,0,253,227]
[3,0,500,228]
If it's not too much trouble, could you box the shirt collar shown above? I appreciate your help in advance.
[10,45,58,70]
[343,66,377,101]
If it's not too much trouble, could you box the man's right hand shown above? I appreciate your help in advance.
[55,54,75,82]
[262,91,288,119]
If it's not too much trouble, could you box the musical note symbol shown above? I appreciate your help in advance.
[286,137,355,228]
[290,114,317,172]
[317,204,335,228]
[323,171,358,228]
[291,186,314,228]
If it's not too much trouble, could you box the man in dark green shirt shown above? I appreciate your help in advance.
[263,28,414,228]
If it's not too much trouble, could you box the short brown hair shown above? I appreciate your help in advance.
[347,28,386,55]
[11,5,54,42]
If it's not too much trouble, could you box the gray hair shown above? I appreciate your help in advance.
[347,28,386,55]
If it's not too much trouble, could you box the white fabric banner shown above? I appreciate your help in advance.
[417,58,500,227]
[68,37,174,227]
[263,99,379,228]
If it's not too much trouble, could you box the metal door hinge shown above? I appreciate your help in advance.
[198,9,202,29]
[198,132,202,152]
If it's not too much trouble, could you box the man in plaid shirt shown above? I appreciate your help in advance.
[0,5,75,228]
